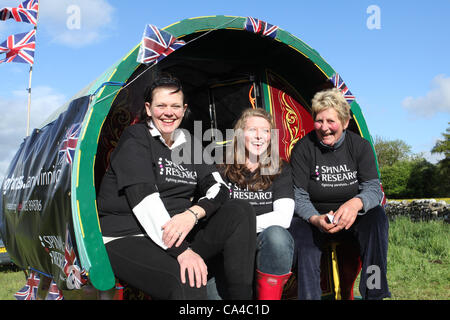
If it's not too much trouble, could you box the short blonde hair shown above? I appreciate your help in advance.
[311,88,351,125]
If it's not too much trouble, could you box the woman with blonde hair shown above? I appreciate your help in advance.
[288,88,390,300]
[211,108,295,300]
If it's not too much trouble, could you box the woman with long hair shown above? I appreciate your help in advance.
[212,108,295,300]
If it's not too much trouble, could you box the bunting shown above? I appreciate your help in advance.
[137,24,185,65]
[330,73,356,104]
[244,17,278,39]
[14,272,40,300]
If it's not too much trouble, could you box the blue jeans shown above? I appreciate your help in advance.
[207,225,294,299]
[288,205,391,300]
[256,225,294,275]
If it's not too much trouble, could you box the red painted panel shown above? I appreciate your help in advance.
[266,72,314,161]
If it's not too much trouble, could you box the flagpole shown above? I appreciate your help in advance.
[26,65,33,136]
[26,1,39,136]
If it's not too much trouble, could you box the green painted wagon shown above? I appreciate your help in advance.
[1,15,379,300]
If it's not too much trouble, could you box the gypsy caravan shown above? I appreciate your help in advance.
[1,15,379,299]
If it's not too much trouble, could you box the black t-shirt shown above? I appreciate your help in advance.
[97,123,227,237]
[220,162,294,216]
[290,130,378,214]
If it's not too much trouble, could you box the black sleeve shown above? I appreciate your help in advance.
[290,137,312,190]
[273,161,294,201]
[110,125,158,195]
[166,242,190,258]
[355,136,380,183]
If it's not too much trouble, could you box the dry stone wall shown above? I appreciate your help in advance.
[385,199,449,223]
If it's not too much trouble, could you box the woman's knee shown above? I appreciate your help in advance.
[258,225,294,253]
[256,226,294,274]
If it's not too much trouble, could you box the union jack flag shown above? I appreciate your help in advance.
[58,123,81,165]
[63,226,88,289]
[14,271,40,300]
[330,73,356,104]
[46,280,64,300]
[0,29,35,65]
[137,24,185,65]
[244,17,278,39]
[0,0,39,26]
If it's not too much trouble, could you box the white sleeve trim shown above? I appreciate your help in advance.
[256,198,295,233]
[198,171,228,201]
[132,192,171,250]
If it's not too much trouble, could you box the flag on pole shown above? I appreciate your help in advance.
[137,24,185,65]
[0,29,36,65]
[0,0,39,26]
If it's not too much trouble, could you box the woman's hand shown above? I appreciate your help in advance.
[319,198,362,233]
[309,214,335,233]
[161,211,196,248]
[177,248,208,288]
[330,197,362,232]
[309,197,362,234]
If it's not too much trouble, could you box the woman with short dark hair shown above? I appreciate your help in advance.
[97,74,256,299]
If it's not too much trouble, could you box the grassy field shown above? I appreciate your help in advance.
[382,217,449,299]
[352,216,449,300]
[0,265,27,300]
[1,217,449,300]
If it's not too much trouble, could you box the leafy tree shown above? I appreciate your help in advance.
[431,123,450,196]
[375,131,449,198]
[374,136,412,169]
[431,122,450,158]
[406,158,439,198]
[380,160,414,198]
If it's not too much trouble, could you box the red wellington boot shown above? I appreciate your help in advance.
[255,270,292,300]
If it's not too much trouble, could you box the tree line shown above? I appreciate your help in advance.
[374,123,449,199]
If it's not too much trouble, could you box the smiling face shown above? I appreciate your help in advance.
[244,116,271,163]
[314,108,349,146]
[145,87,187,145]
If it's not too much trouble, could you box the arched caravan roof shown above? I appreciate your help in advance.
[67,16,375,290]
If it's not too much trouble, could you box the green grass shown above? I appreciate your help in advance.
[0,265,27,300]
[385,217,449,299]
[1,218,449,300]
[353,217,450,300]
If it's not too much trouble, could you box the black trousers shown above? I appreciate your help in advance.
[105,199,256,300]
[288,205,391,300]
